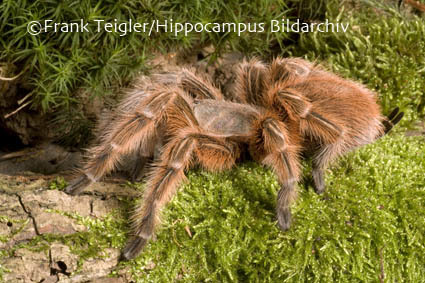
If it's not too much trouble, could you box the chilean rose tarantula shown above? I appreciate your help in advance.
[65,57,403,260]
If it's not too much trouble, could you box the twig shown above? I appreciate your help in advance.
[0,149,32,161]
[0,72,22,81]
[0,66,28,81]
[18,92,33,105]
[171,219,184,247]
[184,225,192,238]
[4,101,31,119]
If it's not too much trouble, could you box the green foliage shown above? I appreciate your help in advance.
[1,0,148,110]
[113,134,424,282]
[286,0,330,20]
[0,262,9,282]
[0,0,305,113]
[4,0,422,141]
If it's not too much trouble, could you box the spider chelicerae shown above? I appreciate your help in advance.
[64,57,403,260]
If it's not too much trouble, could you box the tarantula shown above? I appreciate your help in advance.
[64,57,403,260]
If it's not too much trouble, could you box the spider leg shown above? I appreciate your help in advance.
[270,88,313,119]
[180,68,224,100]
[250,114,301,231]
[311,160,326,194]
[311,114,390,194]
[234,58,269,105]
[236,58,343,143]
[128,155,150,182]
[269,87,343,143]
[269,57,313,87]
[95,111,153,182]
[122,132,196,260]
[122,129,237,260]
[65,87,193,195]
[102,87,158,180]
[127,122,166,182]
[234,57,314,106]
[299,109,344,144]
[387,106,400,121]
[311,103,392,194]
[310,137,348,195]
[152,68,223,100]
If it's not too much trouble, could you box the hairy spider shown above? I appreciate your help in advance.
[64,57,403,260]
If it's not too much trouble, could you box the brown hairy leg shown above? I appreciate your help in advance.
[233,57,314,105]
[311,160,326,194]
[268,57,313,87]
[250,113,301,231]
[122,129,237,260]
[234,58,343,145]
[152,68,223,100]
[128,155,150,181]
[179,68,224,100]
[265,87,344,145]
[311,107,404,194]
[65,87,192,195]
[233,58,269,104]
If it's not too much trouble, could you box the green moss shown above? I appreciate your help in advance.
[2,0,330,146]
[48,176,68,191]
[113,133,424,282]
[0,265,9,282]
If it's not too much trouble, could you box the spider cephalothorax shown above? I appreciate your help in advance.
[64,57,403,260]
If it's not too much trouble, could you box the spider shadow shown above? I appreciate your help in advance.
[231,173,276,214]
[224,157,318,217]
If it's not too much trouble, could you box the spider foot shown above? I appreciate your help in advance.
[127,156,150,182]
[120,236,148,261]
[64,175,91,195]
[312,167,326,195]
[277,208,292,231]
[129,165,146,182]
[313,184,326,195]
